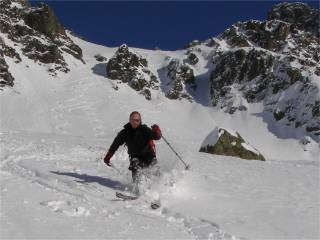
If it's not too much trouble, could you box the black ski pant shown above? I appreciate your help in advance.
[128,155,157,182]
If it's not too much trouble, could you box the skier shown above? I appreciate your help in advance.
[103,111,162,185]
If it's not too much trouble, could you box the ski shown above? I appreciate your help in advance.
[115,192,139,201]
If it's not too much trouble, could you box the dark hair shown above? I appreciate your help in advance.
[129,111,141,119]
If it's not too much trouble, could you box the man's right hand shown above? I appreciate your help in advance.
[104,152,113,166]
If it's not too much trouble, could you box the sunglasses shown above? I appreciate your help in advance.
[131,118,141,122]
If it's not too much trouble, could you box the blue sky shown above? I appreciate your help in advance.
[31,1,319,50]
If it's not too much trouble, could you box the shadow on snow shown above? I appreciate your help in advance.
[51,171,128,191]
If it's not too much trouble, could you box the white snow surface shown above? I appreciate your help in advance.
[200,127,220,148]
[1,35,319,239]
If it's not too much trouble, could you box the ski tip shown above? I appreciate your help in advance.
[151,202,161,209]
[185,165,190,170]
[115,192,139,200]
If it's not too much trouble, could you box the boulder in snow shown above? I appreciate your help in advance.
[199,127,265,161]
[94,54,107,62]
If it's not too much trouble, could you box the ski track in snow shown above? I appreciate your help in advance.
[1,130,319,239]
[52,69,106,137]
[1,132,237,240]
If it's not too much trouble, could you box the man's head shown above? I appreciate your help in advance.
[129,111,141,129]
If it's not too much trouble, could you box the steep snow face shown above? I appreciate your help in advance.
[2,0,319,142]
[2,32,319,161]
[1,34,319,240]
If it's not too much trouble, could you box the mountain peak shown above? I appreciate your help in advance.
[24,2,66,38]
[267,1,319,37]
[0,0,84,87]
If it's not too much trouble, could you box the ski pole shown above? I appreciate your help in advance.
[162,135,190,170]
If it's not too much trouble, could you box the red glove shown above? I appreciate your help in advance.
[151,124,162,139]
[104,152,113,166]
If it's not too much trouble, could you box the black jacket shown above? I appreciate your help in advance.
[108,123,161,158]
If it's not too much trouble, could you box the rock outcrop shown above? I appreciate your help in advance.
[199,127,265,161]
[106,44,159,100]
[206,2,319,139]
[0,0,84,87]
[0,56,14,88]
[164,58,196,100]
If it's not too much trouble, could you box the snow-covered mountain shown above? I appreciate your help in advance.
[0,0,83,81]
[1,1,319,239]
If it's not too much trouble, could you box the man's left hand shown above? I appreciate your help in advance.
[151,124,162,139]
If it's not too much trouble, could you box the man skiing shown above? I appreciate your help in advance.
[104,111,162,185]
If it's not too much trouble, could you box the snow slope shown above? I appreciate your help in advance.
[1,35,319,239]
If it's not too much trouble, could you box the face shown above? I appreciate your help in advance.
[130,113,141,129]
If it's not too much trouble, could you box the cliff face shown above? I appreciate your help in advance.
[203,2,319,140]
[0,0,83,87]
